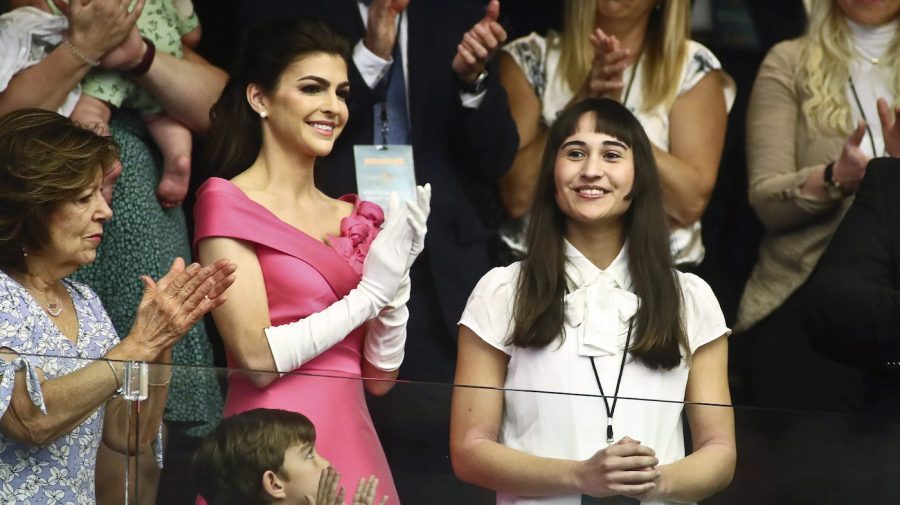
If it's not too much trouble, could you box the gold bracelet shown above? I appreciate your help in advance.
[148,372,173,387]
[62,38,100,67]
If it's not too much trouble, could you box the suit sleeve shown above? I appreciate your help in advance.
[804,159,900,369]
[449,46,519,183]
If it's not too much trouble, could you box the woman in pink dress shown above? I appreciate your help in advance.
[193,18,429,504]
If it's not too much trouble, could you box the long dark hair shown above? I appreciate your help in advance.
[510,98,687,370]
[204,18,351,179]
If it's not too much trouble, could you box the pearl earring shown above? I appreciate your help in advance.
[259,111,268,119]
[22,247,27,258]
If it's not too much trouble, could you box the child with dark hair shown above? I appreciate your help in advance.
[193,408,387,505]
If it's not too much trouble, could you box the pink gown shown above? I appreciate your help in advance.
[193,178,399,503]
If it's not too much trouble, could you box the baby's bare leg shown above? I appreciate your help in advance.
[72,95,121,203]
[145,113,192,208]
[71,94,112,136]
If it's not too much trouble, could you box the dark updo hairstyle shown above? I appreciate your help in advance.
[204,17,352,179]
[510,98,688,370]
[0,109,118,272]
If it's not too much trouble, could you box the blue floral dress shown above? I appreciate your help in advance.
[0,270,119,504]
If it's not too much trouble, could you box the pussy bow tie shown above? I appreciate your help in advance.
[564,271,638,357]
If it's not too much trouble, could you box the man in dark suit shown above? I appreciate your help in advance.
[806,158,900,416]
[787,158,900,504]
[239,1,518,503]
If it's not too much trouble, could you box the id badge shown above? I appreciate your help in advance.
[353,144,416,212]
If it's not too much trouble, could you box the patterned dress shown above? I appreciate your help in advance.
[0,270,119,504]
[72,111,222,436]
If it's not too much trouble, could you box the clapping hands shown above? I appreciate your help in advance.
[304,467,388,505]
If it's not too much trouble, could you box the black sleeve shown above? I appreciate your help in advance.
[804,159,900,370]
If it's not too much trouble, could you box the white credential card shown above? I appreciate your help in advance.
[353,144,417,212]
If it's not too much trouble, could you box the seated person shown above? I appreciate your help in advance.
[193,408,388,505]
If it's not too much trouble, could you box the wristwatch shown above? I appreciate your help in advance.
[459,70,489,94]
[823,162,851,198]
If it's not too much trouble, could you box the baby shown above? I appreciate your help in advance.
[6,0,199,207]
[193,409,388,505]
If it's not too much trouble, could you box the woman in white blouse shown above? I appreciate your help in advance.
[450,98,734,505]
[498,0,733,267]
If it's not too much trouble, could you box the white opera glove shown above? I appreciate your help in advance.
[266,194,414,372]
[404,184,430,270]
[363,185,431,370]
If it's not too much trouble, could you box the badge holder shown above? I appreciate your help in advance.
[354,78,416,213]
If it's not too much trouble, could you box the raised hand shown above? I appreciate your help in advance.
[576,436,660,498]
[576,28,632,102]
[877,97,900,157]
[125,257,236,361]
[352,476,389,505]
[359,193,414,306]
[832,121,872,193]
[404,184,431,269]
[364,0,410,60]
[100,26,146,70]
[64,0,145,65]
[452,0,507,84]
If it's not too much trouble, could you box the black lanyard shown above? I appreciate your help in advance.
[588,318,634,444]
[848,76,879,157]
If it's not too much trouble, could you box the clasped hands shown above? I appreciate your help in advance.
[577,436,662,501]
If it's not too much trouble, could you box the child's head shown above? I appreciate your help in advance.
[193,408,330,505]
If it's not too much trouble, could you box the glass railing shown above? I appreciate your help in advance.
[3,354,900,504]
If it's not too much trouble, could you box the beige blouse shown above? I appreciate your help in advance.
[737,38,855,331]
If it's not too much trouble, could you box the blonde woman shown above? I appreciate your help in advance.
[738,0,900,409]
[498,0,734,268]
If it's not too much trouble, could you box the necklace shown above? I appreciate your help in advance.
[46,289,62,317]
[588,318,634,444]
[29,282,64,317]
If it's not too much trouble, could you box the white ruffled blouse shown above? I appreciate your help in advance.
[459,240,730,505]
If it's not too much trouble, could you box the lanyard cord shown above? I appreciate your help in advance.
[589,317,634,444]
[848,76,879,157]
[379,12,404,146]
[621,53,641,109]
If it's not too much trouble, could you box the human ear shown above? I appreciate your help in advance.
[246,83,270,117]
[262,469,287,499]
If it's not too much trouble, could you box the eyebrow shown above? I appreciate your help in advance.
[560,139,630,150]
[602,140,630,150]
[297,75,351,88]
[560,140,586,149]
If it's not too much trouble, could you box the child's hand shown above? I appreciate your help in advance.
[352,475,388,505]
[305,467,345,505]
